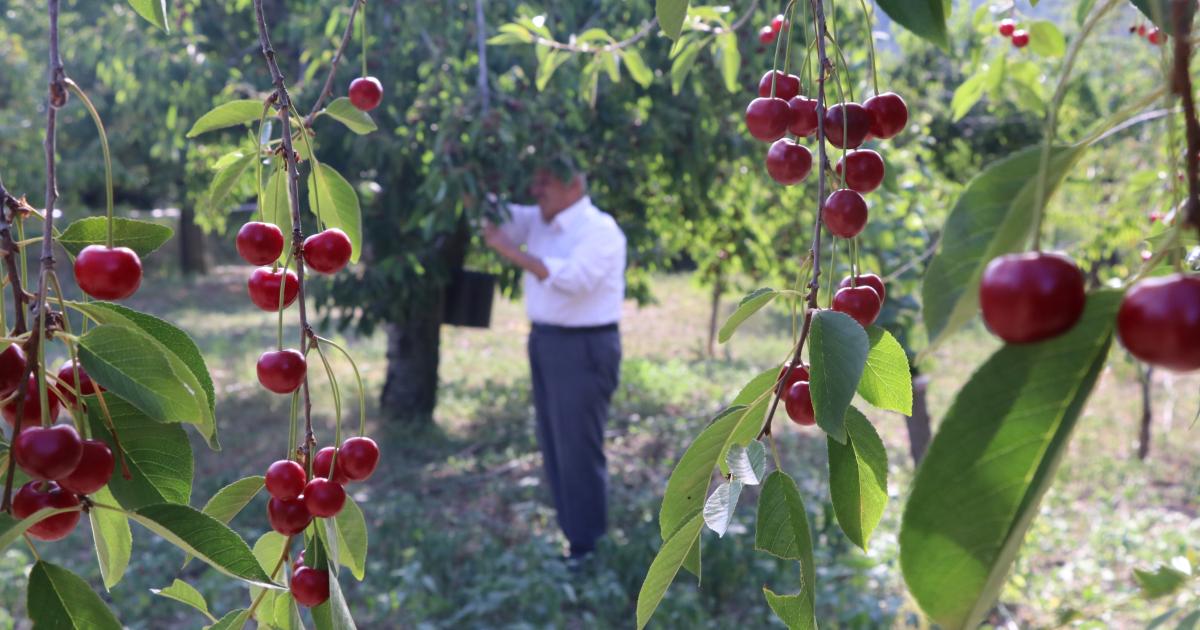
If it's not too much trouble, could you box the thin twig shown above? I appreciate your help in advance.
[1171,0,1200,232]
[303,0,366,127]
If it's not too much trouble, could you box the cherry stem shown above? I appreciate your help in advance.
[255,96,275,224]
[63,80,114,249]
[856,0,879,96]
[360,0,368,78]
[304,0,366,127]
[315,335,367,436]
[1170,0,1200,236]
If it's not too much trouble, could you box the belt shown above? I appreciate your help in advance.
[531,322,619,334]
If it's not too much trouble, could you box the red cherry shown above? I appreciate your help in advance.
[265,460,308,501]
[757,71,801,101]
[788,96,819,136]
[236,222,285,266]
[348,76,383,112]
[0,344,26,398]
[824,102,872,150]
[765,139,813,185]
[758,25,777,45]
[1011,30,1030,48]
[998,19,1016,37]
[835,150,885,193]
[303,229,353,275]
[339,437,380,481]
[247,267,299,312]
[268,497,313,535]
[832,286,882,328]
[14,424,83,481]
[839,274,886,305]
[864,92,908,140]
[1117,274,1200,371]
[822,189,869,238]
[13,481,81,541]
[979,252,1086,344]
[74,245,142,301]
[57,439,114,495]
[257,349,307,394]
[1147,28,1164,45]
[776,362,810,395]
[1137,24,1148,37]
[784,381,815,426]
[303,478,346,518]
[56,360,101,410]
[314,446,350,485]
[291,566,330,607]
[770,14,787,33]
[745,97,791,142]
[3,375,62,429]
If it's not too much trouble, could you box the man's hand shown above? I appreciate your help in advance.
[483,221,517,257]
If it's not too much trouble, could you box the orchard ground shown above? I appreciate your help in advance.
[1,269,1196,629]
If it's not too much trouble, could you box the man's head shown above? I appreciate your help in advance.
[530,168,587,222]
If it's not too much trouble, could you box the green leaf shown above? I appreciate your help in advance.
[248,531,290,618]
[130,503,279,589]
[332,496,369,580]
[827,408,888,551]
[636,512,704,629]
[875,0,949,50]
[725,440,766,485]
[322,97,378,135]
[921,144,1087,349]
[657,0,690,41]
[669,37,704,95]
[206,609,251,630]
[27,561,122,629]
[1027,20,1066,58]
[87,395,193,508]
[187,100,266,137]
[71,301,216,416]
[262,163,293,263]
[1177,611,1200,630]
[599,51,622,83]
[487,23,535,45]
[755,472,816,628]
[808,310,869,443]
[0,508,80,552]
[78,324,217,447]
[1132,0,1195,32]
[58,217,174,257]
[702,480,742,537]
[718,288,778,343]
[719,368,777,474]
[900,291,1120,629]
[126,0,168,31]
[312,568,358,630]
[763,588,816,630]
[535,49,570,91]
[90,486,132,589]
[1135,565,1192,599]
[203,151,255,217]
[857,326,913,414]
[950,72,988,122]
[620,48,655,88]
[715,31,741,94]
[181,476,264,569]
[307,163,363,264]
[1075,0,1097,24]
[151,579,216,622]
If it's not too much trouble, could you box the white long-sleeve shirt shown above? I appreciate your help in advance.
[500,196,626,327]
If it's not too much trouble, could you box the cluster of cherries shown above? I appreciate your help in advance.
[265,436,379,606]
[996,19,1030,49]
[1132,23,1165,46]
[757,14,788,46]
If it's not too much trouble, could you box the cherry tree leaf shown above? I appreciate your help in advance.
[151,579,217,623]
[187,100,265,137]
[321,97,377,135]
[28,561,122,629]
[808,310,869,443]
[636,512,704,629]
[702,480,742,537]
[718,288,778,343]
[87,395,193,509]
[307,162,363,263]
[875,0,949,50]
[857,326,913,415]
[827,408,888,550]
[90,485,133,589]
[130,504,279,589]
[58,217,174,257]
[657,0,689,40]
[755,471,817,629]
[126,0,168,31]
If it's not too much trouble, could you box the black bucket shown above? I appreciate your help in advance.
[442,269,495,328]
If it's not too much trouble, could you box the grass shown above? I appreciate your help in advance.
[0,266,1197,629]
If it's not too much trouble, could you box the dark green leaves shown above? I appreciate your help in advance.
[1135,564,1192,599]
[1132,0,1195,32]
[130,504,279,588]
[207,609,252,630]
[90,486,133,589]
[28,561,122,629]
[875,0,949,50]
[857,326,912,415]
[718,288,778,343]
[322,97,378,135]
[763,588,815,630]
[636,512,703,629]
[58,217,173,257]
[0,508,80,552]
[755,472,816,629]
[187,100,266,137]
[657,0,689,41]
[827,408,888,551]
[331,497,369,580]
[151,579,217,623]
[808,310,869,443]
[126,0,168,31]
[900,291,1120,629]
[88,395,193,508]
[307,163,363,263]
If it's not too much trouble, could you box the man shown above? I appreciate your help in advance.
[483,167,626,563]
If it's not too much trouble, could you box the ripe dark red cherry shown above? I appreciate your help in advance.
[313,446,350,485]
[824,102,872,149]
[765,140,813,185]
[57,360,101,410]
[822,189,869,238]
[770,14,787,33]
[864,92,908,140]
[758,25,776,45]
[833,286,882,328]
[58,439,114,495]
[339,437,380,481]
[303,478,346,518]
[1011,30,1030,48]
[236,222,285,266]
[784,381,815,426]
[303,228,353,275]
[268,497,313,535]
[291,566,330,607]
[757,71,801,101]
[745,97,791,142]
[3,375,62,428]
[788,96,819,136]
[265,460,308,501]
[979,252,1086,344]
[839,274,886,305]
[1117,274,1200,371]
[247,267,299,312]
[776,362,810,395]
[1147,28,1164,45]
[13,481,81,541]
[257,349,307,394]
[836,150,885,193]
[0,344,26,398]
[74,245,142,301]
[998,19,1016,37]
[14,424,84,481]
[348,76,383,112]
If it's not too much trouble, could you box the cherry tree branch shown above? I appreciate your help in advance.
[303,0,367,127]
[1171,0,1200,232]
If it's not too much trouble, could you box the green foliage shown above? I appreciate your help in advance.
[636,512,703,629]
[807,310,869,443]
[656,0,689,41]
[187,100,266,138]
[1135,564,1193,600]
[89,486,133,589]
[857,326,913,415]
[87,394,193,508]
[875,0,949,50]
[27,561,122,629]
[57,217,174,256]
[1132,0,1195,31]
[152,579,216,621]
[129,503,279,589]
[826,408,888,551]
[718,287,778,344]
[125,0,168,32]
[755,472,816,629]
[0,508,80,552]
[307,162,363,263]
[331,496,369,581]
[321,97,378,135]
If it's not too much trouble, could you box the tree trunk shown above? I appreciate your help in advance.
[905,373,932,465]
[178,206,207,275]
[1138,364,1154,461]
[380,298,443,425]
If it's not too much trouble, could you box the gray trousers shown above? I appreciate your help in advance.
[528,323,621,554]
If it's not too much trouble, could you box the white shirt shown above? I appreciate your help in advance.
[500,196,626,327]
